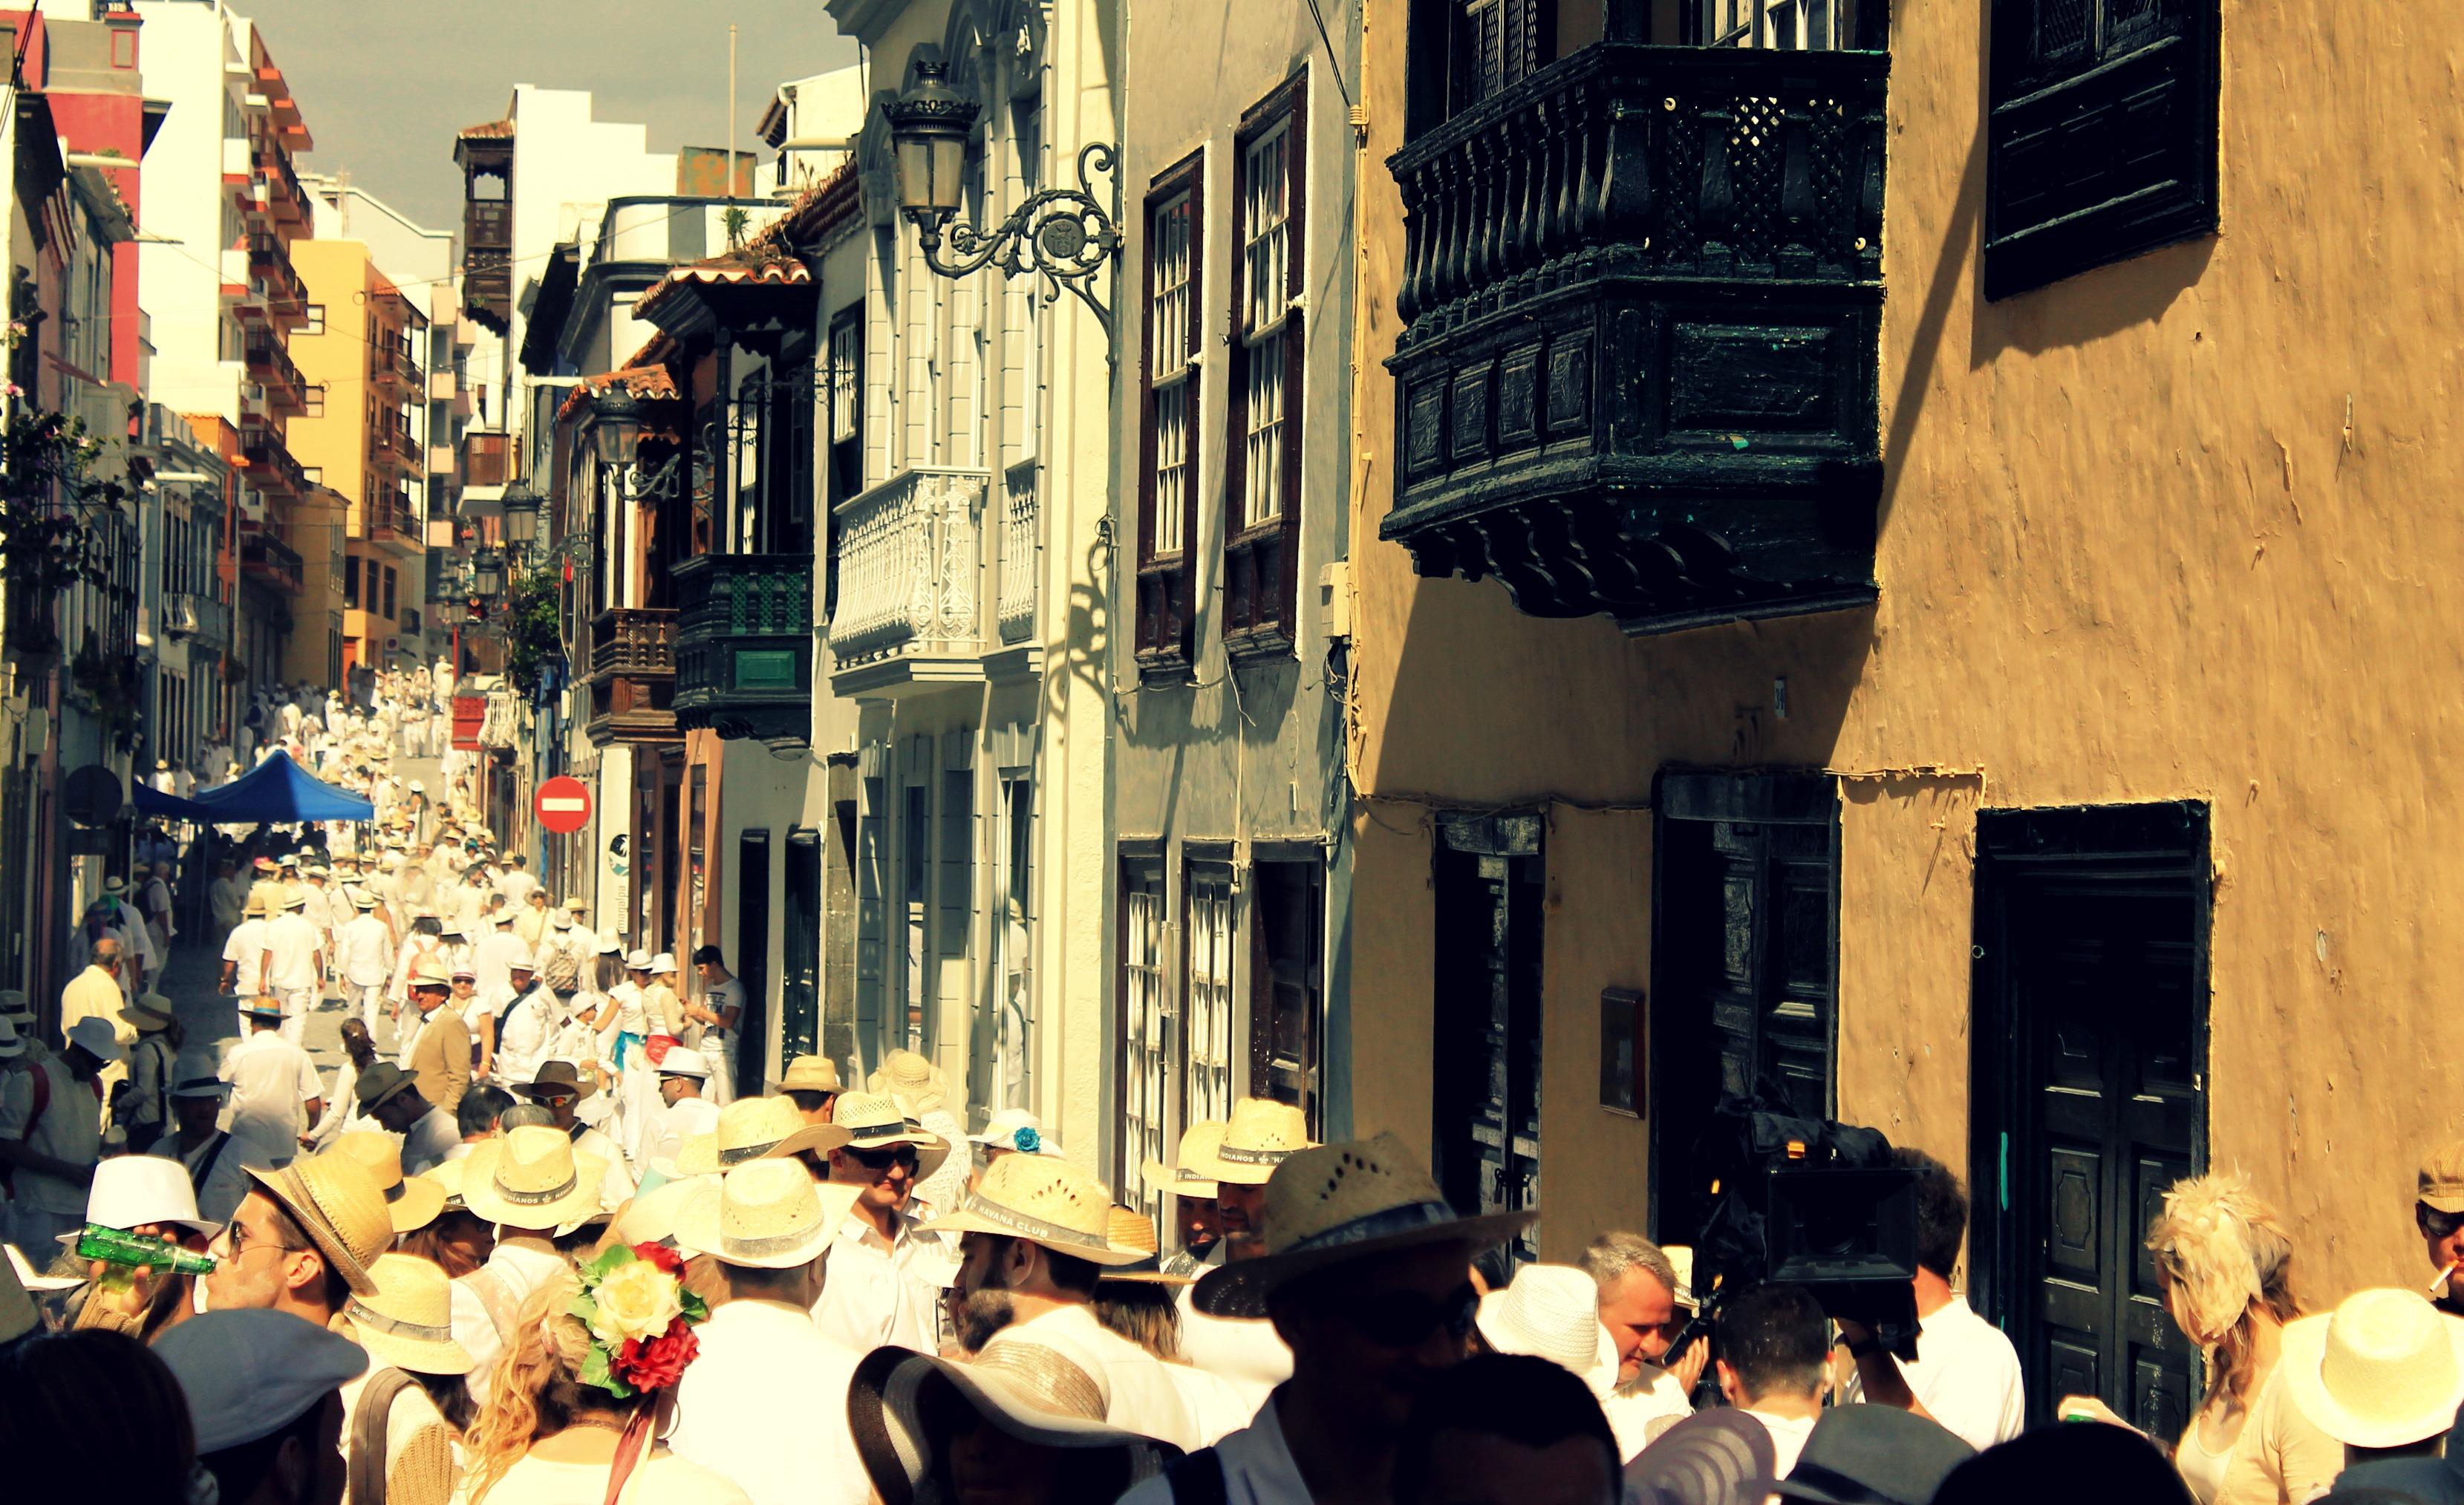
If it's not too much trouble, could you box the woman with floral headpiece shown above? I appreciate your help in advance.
[2059,1171,2339,1504]
[458,1244,745,1504]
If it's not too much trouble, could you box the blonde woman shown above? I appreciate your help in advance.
[458,1246,746,1504]
[2062,1172,2340,1504]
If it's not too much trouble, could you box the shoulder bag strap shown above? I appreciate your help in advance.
[460,1267,520,1343]
[1165,1446,1228,1505]
[348,1367,418,1505]
[187,1132,231,1193]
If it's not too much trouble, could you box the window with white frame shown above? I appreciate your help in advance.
[1237,123,1290,529]
[1117,861,1170,1219]
[1135,151,1204,672]
[1222,75,1308,653]
[1150,192,1194,555]
[1186,865,1236,1126]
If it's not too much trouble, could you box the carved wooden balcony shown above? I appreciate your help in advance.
[584,606,679,748]
[673,552,814,742]
[1385,43,1888,635]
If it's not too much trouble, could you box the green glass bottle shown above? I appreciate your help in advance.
[75,1224,217,1279]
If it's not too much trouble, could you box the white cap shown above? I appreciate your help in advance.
[65,1016,123,1065]
[649,953,677,976]
[79,1155,219,1239]
[656,1048,711,1080]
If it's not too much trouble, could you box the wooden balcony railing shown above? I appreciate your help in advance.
[674,552,813,742]
[584,607,679,746]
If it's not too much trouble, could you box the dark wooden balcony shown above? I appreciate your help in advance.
[1383,42,1888,635]
[241,425,309,499]
[240,532,305,595]
[584,606,679,747]
[672,553,813,742]
[460,430,509,489]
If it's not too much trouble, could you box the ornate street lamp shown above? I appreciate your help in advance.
[590,385,642,468]
[471,549,504,600]
[500,480,541,562]
[885,52,1121,333]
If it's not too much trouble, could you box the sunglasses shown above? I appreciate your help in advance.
[847,1144,919,1175]
[2419,1204,2464,1241]
[1341,1282,1480,1349]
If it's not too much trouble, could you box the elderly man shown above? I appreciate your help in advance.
[1119,1132,1534,1501]
[400,963,472,1114]
[1583,1232,1704,1459]
[0,1016,121,1249]
[669,1162,870,1505]
[59,937,126,1042]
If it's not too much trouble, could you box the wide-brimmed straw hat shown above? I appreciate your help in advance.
[1097,1204,1193,1287]
[830,1091,951,1181]
[608,1176,703,1249]
[675,1094,849,1177]
[778,1055,842,1094]
[423,1156,469,1213]
[1142,1120,1225,1202]
[1188,1098,1314,1186]
[460,1125,609,1232]
[850,1342,1181,1505]
[1474,1263,1619,1397]
[241,1154,394,1296]
[121,995,176,1033]
[1193,1132,1536,1318]
[868,1049,947,1119]
[674,1160,864,1270]
[328,1132,448,1233]
[2283,1288,2464,1449]
[345,1252,477,1375]
[930,1152,1148,1267]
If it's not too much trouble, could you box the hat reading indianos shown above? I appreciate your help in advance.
[1187,1097,1314,1186]
[1191,1132,1536,1319]
[1142,1120,1226,1203]
[461,1124,609,1232]
[830,1091,952,1182]
[674,1094,847,1178]
[930,1151,1150,1267]
[674,1159,864,1270]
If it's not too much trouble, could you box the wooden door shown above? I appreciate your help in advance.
[1972,803,2208,1432]
[1433,815,1544,1268]
[782,826,821,1062]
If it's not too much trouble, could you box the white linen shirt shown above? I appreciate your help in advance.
[1838,1293,2027,1452]
[261,913,322,991]
[336,913,394,987]
[1118,1385,1311,1505]
[1001,1302,1207,1453]
[810,1209,956,1354]
[222,918,268,996]
[220,1031,321,1163]
[668,1299,869,1505]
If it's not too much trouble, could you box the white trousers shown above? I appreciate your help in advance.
[278,987,316,1045]
[703,1033,735,1107]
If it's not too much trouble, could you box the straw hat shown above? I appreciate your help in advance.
[1189,1098,1314,1186]
[329,1132,449,1233]
[830,1091,951,1181]
[460,1125,610,1232]
[241,1154,394,1296]
[850,1343,1180,1505]
[423,1156,469,1213]
[1475,1263,1619,1397]
[675,1094,850,1178]
[1192,1132,1536,1319]
[1097,1205,1194,1287]
[779,1055,843,1094]
[120,995,176,1033]
[675,1160,864,1270]
[868,1048,948,1119]
[609,1176,705,1249]
[2282,1288,2464,1449]
[345,1253,477,1375]
[931,1151,1148,1267]
[1142,1120,1225,1202]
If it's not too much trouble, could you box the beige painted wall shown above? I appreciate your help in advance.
[1348,1,2464,1299]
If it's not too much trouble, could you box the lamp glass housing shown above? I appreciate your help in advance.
[501,486,540,550]
[591,387,643,467]
[472,550,503,598]
[887,56,977,223]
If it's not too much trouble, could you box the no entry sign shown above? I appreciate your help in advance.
[535,775,593,835]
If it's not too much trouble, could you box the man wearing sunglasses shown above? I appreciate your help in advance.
[813,1090,960,1354]
[2418,1143,2464,1317]
[1124,1132,1535,1505]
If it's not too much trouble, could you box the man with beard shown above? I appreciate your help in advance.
[1582,1232,1707,1460]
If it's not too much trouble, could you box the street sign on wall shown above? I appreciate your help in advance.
[535,775,592,835]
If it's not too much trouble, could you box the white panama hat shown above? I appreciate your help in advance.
[674,1159,862,1270]
[2283,1287,2464,1449]
[1474,1262,1620,1397]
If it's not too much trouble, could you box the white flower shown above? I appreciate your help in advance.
[587,1257,682,1345]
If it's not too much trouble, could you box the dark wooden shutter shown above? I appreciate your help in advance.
[937,768,971,959]
[1135,153,1202,678]
[1984,0,2218,299]
[1432,817,1545,1270]
[1222,74,1306,659]
[1248,858,1324,1132]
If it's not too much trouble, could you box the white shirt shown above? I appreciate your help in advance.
[1600,1365,1695,1462]
[473,927,529,996]
[1003,1302,1208,1452]
[336,913,394,987]
[1178,1284,1295,1391]
[221,1031,321,1163]
[703,976,746,1035]
[495,985,558,1090]
[1745,1408,1818,1480]
[169,1135,254,1226]
[645,1092,720,1167]
[668,1300,868,1505]
[496,868,538,908]
[1838,1294,2027,1452]
[572,1123,639,1208]
[1119,1385,1309,1505]
[401,1106,459,1175]
[223,918,268,996]
[10,1056,102,1213]
[810,1209,957,1355]
[262,912,322,991]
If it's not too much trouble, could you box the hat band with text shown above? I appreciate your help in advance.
[494,1169,580,1205]
[1217,1143,1294,1166]
[720,1221,827,1260]
[959,1195,1109,1252]
[1281,1198,1460,1257]
[718,1137,785,1166]
[346,1299,452,1343]
[1173,1166,1216,1185]
[845,1120,914,1141]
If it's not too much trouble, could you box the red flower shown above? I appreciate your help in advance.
[616,1320,698,1392]
[632,1241,685,1277]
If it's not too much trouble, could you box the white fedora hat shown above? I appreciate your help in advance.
[65,1016,124,1066]
[1193,1132,1535,1319]
[656,1048,711,1080]
[648,953,677,976]
[1141,1120,1225,1202]
[2283,1288,2464,1449]
[461,1125,609,1233]
[1474,1263,1620,1397]
[78,1155,218,1239]
[969,1107,1060,1158]
[625,949,652,970]
[930,1151,1149,1267]
[674,1159,863,1270]
[674,1094,848,1178]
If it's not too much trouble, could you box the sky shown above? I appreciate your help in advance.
[224,0,864,229]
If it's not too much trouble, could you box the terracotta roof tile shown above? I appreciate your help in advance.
[457,119,515,141]
[555,336,681,425]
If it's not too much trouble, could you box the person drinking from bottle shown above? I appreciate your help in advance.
[70,1155,222,1340]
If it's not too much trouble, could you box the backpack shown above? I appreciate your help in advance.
[537,937,583,992]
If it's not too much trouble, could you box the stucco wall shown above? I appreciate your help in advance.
[1349,0,2464,1300]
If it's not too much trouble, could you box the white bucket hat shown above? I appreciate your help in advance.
[78,1155,219,1239]
[674,1159,863,1270]
[1474,1263,1620,1397]
[2283,1288,2464,1449]
[648,953,677,976]
[969,1108,1061,1158]
[625,949,653,970]
[65,1016,124,1065]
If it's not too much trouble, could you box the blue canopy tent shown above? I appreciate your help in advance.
[134,750,376,824]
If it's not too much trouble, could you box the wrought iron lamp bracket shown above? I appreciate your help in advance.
[914,142,1121,335]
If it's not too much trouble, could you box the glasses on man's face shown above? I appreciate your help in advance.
[2419,1204,2464,1242]
[1341,1282,1481,1350]
[848,1144,919,1177]
[218,1218,301,1261]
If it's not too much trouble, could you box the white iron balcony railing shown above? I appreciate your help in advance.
[830,466,990,667]
[997,460,1038,645]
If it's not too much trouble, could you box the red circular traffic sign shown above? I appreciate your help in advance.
[535,775,593,834]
